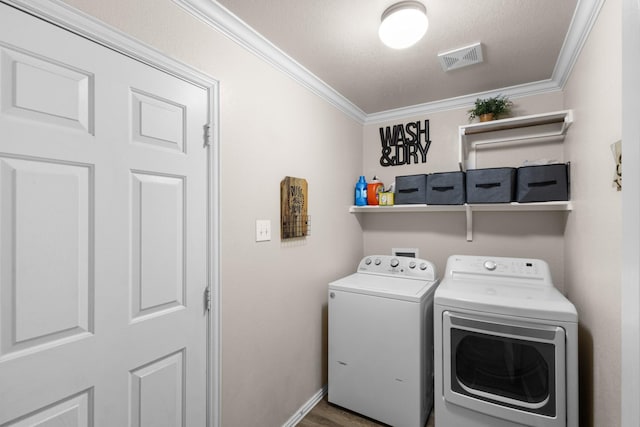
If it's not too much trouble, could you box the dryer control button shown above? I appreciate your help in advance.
[365,258,372,265]
[390,258,399,268]
[484,260,497,271]
[374,258,382,265]
[419,263,428,270]
[409,261,417,269]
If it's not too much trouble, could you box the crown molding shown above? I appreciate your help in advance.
[364,79,563,124]
[172,0,367,124]
[175,0,604,125]
[553,0,606,88]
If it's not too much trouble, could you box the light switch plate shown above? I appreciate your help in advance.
[256,219,271,242]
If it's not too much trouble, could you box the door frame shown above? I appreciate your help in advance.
[0,1,222,426]
[622,0,640,424]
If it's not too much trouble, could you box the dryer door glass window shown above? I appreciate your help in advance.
[450,329,556,416]
[456,332,550,401]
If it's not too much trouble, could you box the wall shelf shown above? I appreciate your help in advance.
[349,201,572,214]
[353,110,573,242]
[349,201,572,241]
[459,110,573,170]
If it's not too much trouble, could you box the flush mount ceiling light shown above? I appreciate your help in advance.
[378,1,428,49]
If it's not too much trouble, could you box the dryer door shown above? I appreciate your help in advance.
[442,311,566,426]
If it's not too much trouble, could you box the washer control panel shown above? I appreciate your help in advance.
[357,255,437,281]
[446,255,552,285]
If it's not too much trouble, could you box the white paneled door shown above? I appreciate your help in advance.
[0,3,210,426]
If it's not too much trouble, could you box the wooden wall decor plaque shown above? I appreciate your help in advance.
[280,176,309,239]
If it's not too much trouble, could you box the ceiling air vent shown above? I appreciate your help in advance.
[438,42,484,72]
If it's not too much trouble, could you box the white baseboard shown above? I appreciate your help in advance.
[282,385,327,427]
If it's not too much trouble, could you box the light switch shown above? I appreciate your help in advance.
[256,219,271,242]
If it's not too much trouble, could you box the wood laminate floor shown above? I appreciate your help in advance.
[297,395,436,427]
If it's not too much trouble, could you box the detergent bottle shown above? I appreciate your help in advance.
[355,176,368,206]
[367,176,384,205]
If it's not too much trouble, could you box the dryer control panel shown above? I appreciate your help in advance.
[446,255,552,285]
[357,255,437,281]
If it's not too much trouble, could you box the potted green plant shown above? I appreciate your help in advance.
[468,94,513,122]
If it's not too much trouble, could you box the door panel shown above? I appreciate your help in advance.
[131,172,185,320]
[130,350,185,427]
[8,389,92,427]
[131,90,185,152]
[0,3,209,426]
[0,156,92,357]
[0,45,93,133]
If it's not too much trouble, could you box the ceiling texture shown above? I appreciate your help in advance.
[175,0,604,123]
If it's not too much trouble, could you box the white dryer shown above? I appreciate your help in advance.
[328,255,439,427]
[434,255,578,427]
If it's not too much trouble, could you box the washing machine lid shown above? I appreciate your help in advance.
[329,272,437,302]
[435,255,577,322]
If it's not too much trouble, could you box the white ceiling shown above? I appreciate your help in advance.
[179,0,602,121]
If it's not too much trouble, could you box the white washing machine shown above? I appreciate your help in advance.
[434,255,578,427]
[328,255,439,427]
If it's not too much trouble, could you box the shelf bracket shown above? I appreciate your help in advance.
[465,204,473,242]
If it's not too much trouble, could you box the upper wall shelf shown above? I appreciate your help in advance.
[459,110,573,170]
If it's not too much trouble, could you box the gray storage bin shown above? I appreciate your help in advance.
[395,174,427,204]
[466,167,516,203]
[516,163,569,202]
[426,172,466,205]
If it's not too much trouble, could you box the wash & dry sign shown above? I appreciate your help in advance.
[379,119,431,167]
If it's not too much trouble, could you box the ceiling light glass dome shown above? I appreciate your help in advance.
[379,1,428,49]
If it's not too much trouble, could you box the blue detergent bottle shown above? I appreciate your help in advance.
[355,176,368,206]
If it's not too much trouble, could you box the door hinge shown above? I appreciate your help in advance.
[205,286,212,312]
[203,123,212,147]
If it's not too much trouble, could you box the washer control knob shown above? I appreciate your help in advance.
[365,258,372,265]
[374,258,382,266]
[419,263,428,270]
[484,260,497,271]
[390,258,399,268]
[409,261,417,269]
